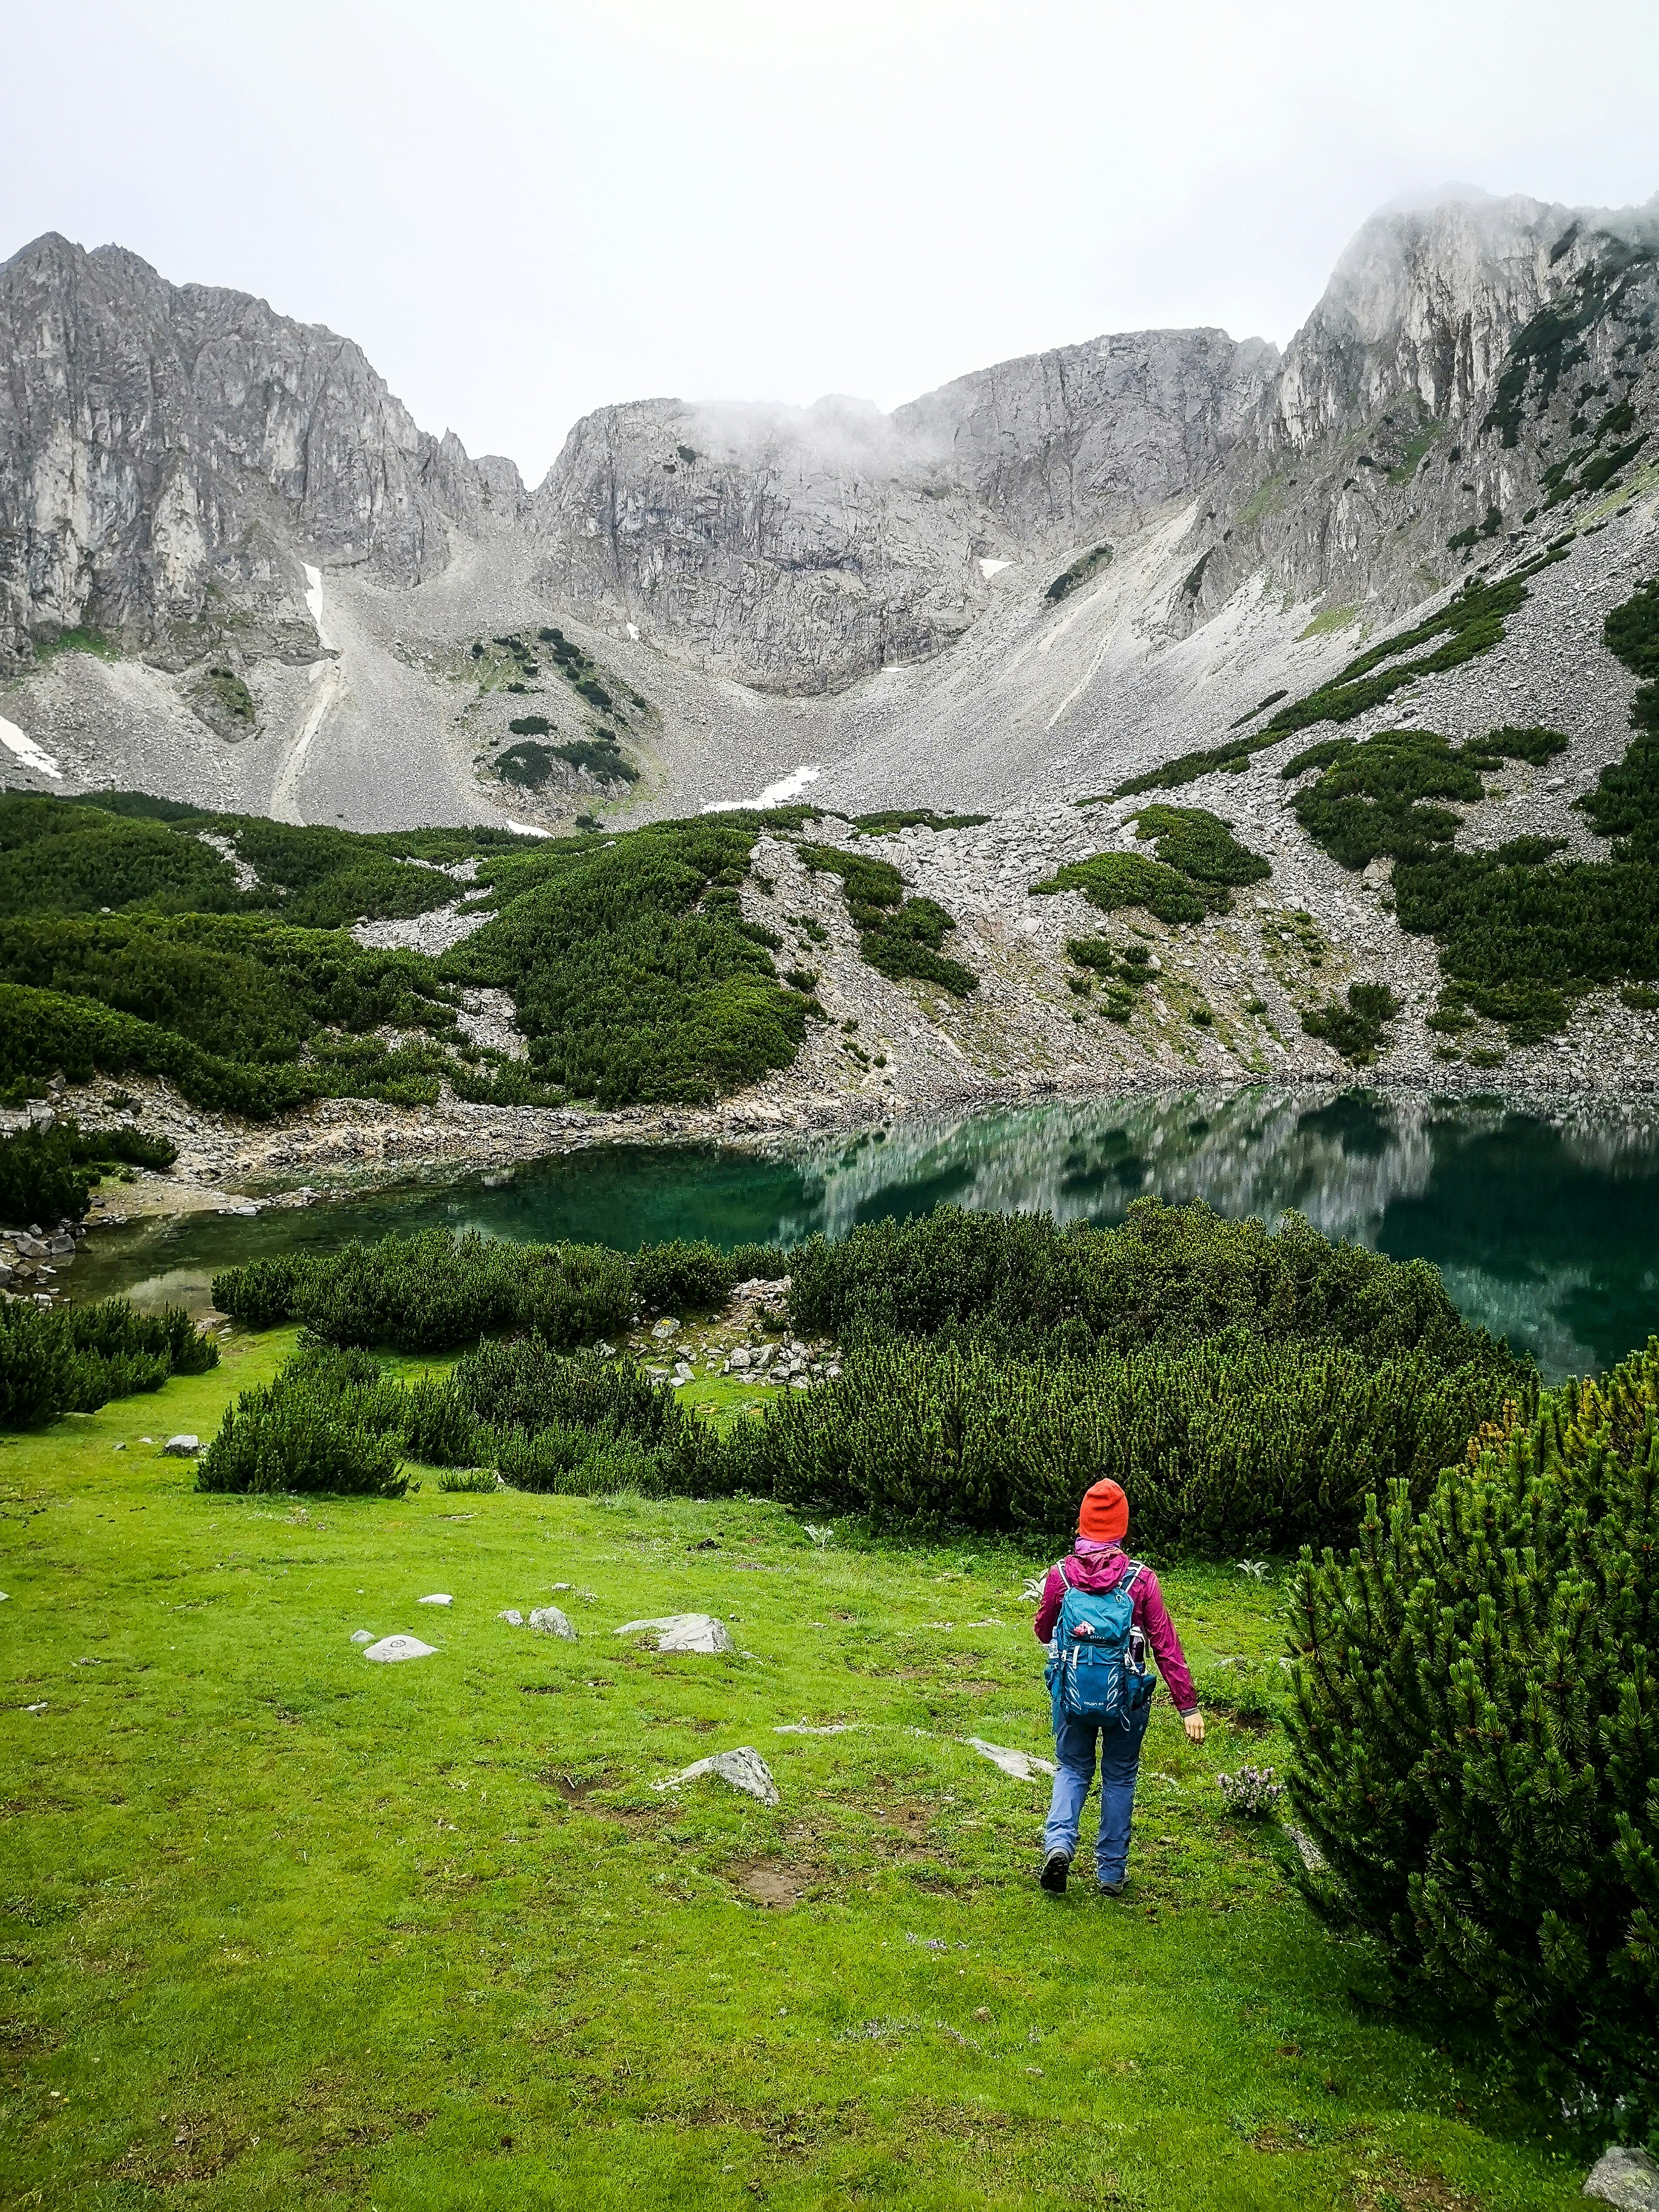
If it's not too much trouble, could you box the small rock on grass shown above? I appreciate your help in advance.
[349,1629,375,1644]
[161,1435,199,1457]
[655,1746,779,1806]
[1584,2147,1659,2209]
[417,1594,453,1607]
[529,1606,576,1640]
[497,1609,525,1627]
[363,1635,437,1664]
[615,1612,734,1654]
[964,1737,1057,1781]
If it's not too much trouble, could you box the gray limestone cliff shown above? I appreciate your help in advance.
[1175,192,1659,634]
[0,232,523,673]
[531,333,1279,693]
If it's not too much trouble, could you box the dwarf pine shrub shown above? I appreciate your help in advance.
[212,1231,632,1353]
[0,1298,215,1427]
[741,1331,1520,1550]
[631,1238,732,1316]
[1285,1338,1659,2124]
[785,1199,1512,1375]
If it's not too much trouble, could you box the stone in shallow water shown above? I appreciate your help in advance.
[655,1746,779,1805]
[161,1435,199,1457]
[349,1629,375,1644]
[615,1613,734,1654]
[964,1737,1057,1781]
[363,1635,437,1664]
[529,1606,576,1640]
[417,1594,453,1607]
[1584,2147,1659,2210]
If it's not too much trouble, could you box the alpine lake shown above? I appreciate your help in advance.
[75,1085,1659,1382]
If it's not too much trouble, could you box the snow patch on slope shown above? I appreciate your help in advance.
[0,714,61,779]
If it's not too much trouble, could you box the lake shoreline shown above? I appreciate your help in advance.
[36,1053,1659,1249]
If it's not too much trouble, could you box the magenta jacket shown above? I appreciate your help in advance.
[1033,1539,1198,1715]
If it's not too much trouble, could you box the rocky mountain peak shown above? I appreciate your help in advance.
[0,232,507,672]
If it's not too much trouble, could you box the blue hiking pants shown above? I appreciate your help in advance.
[1042,1702,1152,1886]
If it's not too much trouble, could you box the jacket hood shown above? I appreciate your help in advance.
[1063,1540,1133,1592]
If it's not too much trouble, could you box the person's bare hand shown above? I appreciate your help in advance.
[1183,1711,1205,1744]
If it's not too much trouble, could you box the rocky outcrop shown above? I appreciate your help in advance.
[531,394,991,695]
[4,189,1657,721]
[893,328,1277,543]
[531,334,1279,692]
[0,232,523,672]
[1178,192,1659,633]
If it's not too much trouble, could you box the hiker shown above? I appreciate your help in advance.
[1033,1476,1203,1897]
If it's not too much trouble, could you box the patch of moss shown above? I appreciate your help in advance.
[1298,604,1361,642]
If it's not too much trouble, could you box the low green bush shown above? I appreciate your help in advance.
[0,1118,179,1227]
[786,1198,1515,1376]
[631,1238,731,1316]
[728,1241,789,1281]
[452,1338,682,1449]
[800,845,976,996]
[1132,805,1272,892]
[0,1298,216,1427]
[1301,982,1401,1065]
[1045,545,1113,602]
[1281,726,1567,870]
[446,820,816,1106]
[212,1230,632,1354]
[1287,1338,1659,2126]
[196,1341,409,1497]
[1031,853,1207,925]
[740,1331,1518,1551]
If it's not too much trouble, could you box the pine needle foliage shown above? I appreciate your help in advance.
[210,1230,633,1354]
[1033,808,1270,923]
[1031,853,1207,925]
[740,1331,1524,1551]
[786,1198,1513,1375]
[0,1298,216,1427]
[1285,1339,1659,2127]
[0,1116,176,1224]
[1301,982,1403,1066]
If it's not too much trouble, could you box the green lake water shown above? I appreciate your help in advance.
[74,1088,1659,1382]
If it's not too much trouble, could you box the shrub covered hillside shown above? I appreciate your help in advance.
[211,1201,1531,1553]
[1287,1338,1659,2131]
[0,794,860,1116]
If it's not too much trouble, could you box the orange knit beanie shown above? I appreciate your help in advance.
[1078,1478,1129,1543]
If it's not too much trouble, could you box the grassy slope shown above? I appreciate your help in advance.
[0,1339,1583,2211]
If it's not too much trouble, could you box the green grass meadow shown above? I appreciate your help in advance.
[1,1333,1586,2210]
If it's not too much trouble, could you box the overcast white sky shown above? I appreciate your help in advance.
[5,0,1657,483]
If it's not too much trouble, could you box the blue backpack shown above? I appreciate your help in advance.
[1045,1560,1156,1731]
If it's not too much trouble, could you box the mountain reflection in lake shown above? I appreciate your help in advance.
[76,1087,1659,1382]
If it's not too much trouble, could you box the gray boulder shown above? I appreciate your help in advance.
[161,1435,199,1457]
[615,1612,734,1655]
[529,1606,576,1640]
[1585,2148,1659,2209]
[362,1635,436,1664]
[654,1746,779,1806]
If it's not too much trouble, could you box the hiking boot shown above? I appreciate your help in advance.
[1039,1851,1070,1895]
[1098,1878,1126,1897]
